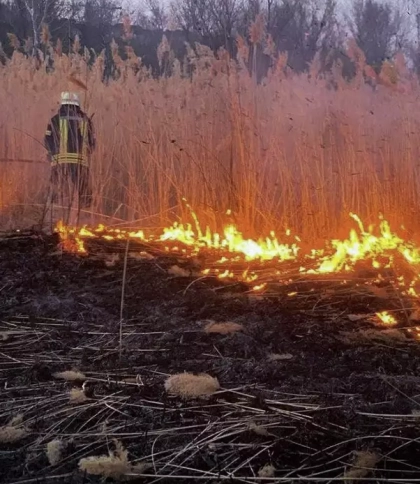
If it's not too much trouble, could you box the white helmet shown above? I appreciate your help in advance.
[60,91,80,106]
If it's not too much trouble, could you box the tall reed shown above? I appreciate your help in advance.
[0,35,419,241]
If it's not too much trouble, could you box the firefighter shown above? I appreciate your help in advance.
[44,92,95,209]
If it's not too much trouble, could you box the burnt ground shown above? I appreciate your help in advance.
[1,232,420,483]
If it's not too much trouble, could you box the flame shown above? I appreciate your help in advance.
[54,213,420,302]
[315,213,420,273]
[252,283,267,292]
[56,221,87,253]
[375,311,397,326]
[160,223,299,261]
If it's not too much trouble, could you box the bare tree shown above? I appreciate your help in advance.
[84,0,122,26]
[399,0,420,74]
[63,0,86,22]
[260,0,338,73]
[147,0,167,29]
[4,0,66,53]
[350,0,407,71]
[170,0,243,51]
[167,0,339,72]
[133,0,167,29]
[24,0,49,49]
[170,0,217,36]
[237,0,279,35]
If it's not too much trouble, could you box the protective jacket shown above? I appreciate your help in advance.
[44,105,95,166]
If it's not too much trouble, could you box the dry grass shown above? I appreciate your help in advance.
[0,425,29,443]
[46,439,63,466]
[164,372,220,399]
[79,439,130,479]
[267,352,293,361]
[69,387,89,404]
[78,439,149,479]
[53,370,86,381]
[203,320,244,334]
[258,463,276,477]
[0,414,29,443]
[344,450,380,480]
[0,37,419,239]
[8,414,23,426]
[248,421,273,437]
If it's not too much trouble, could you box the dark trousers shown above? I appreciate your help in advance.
[50,164,92,208]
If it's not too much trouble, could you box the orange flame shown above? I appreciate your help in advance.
[54,213,420,295]
[375,311,397,326]
[314,213,420,273]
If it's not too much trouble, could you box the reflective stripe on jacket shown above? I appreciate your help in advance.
[51,153,89,166]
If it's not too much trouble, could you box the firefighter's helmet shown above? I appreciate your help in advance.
[60,91,80,107]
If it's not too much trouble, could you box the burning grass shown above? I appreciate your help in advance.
[55,211,420,317]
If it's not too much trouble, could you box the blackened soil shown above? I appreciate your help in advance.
[1,233,420,483]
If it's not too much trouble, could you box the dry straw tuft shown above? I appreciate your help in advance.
[258,464,276,477]
[267,353,293,361]
[79,439,130,479]
[0,426,28,443]
[78,439,149,479]
[248,421,272,437]
[53,370,86,381]
[8,414,24,426]
[204,321,244,335]
[164,372,220,399]
[0,331,10,341]
[46,439,63,466]
[69,388,89,404]
[344,450,380,480]
[0,414,29,443]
